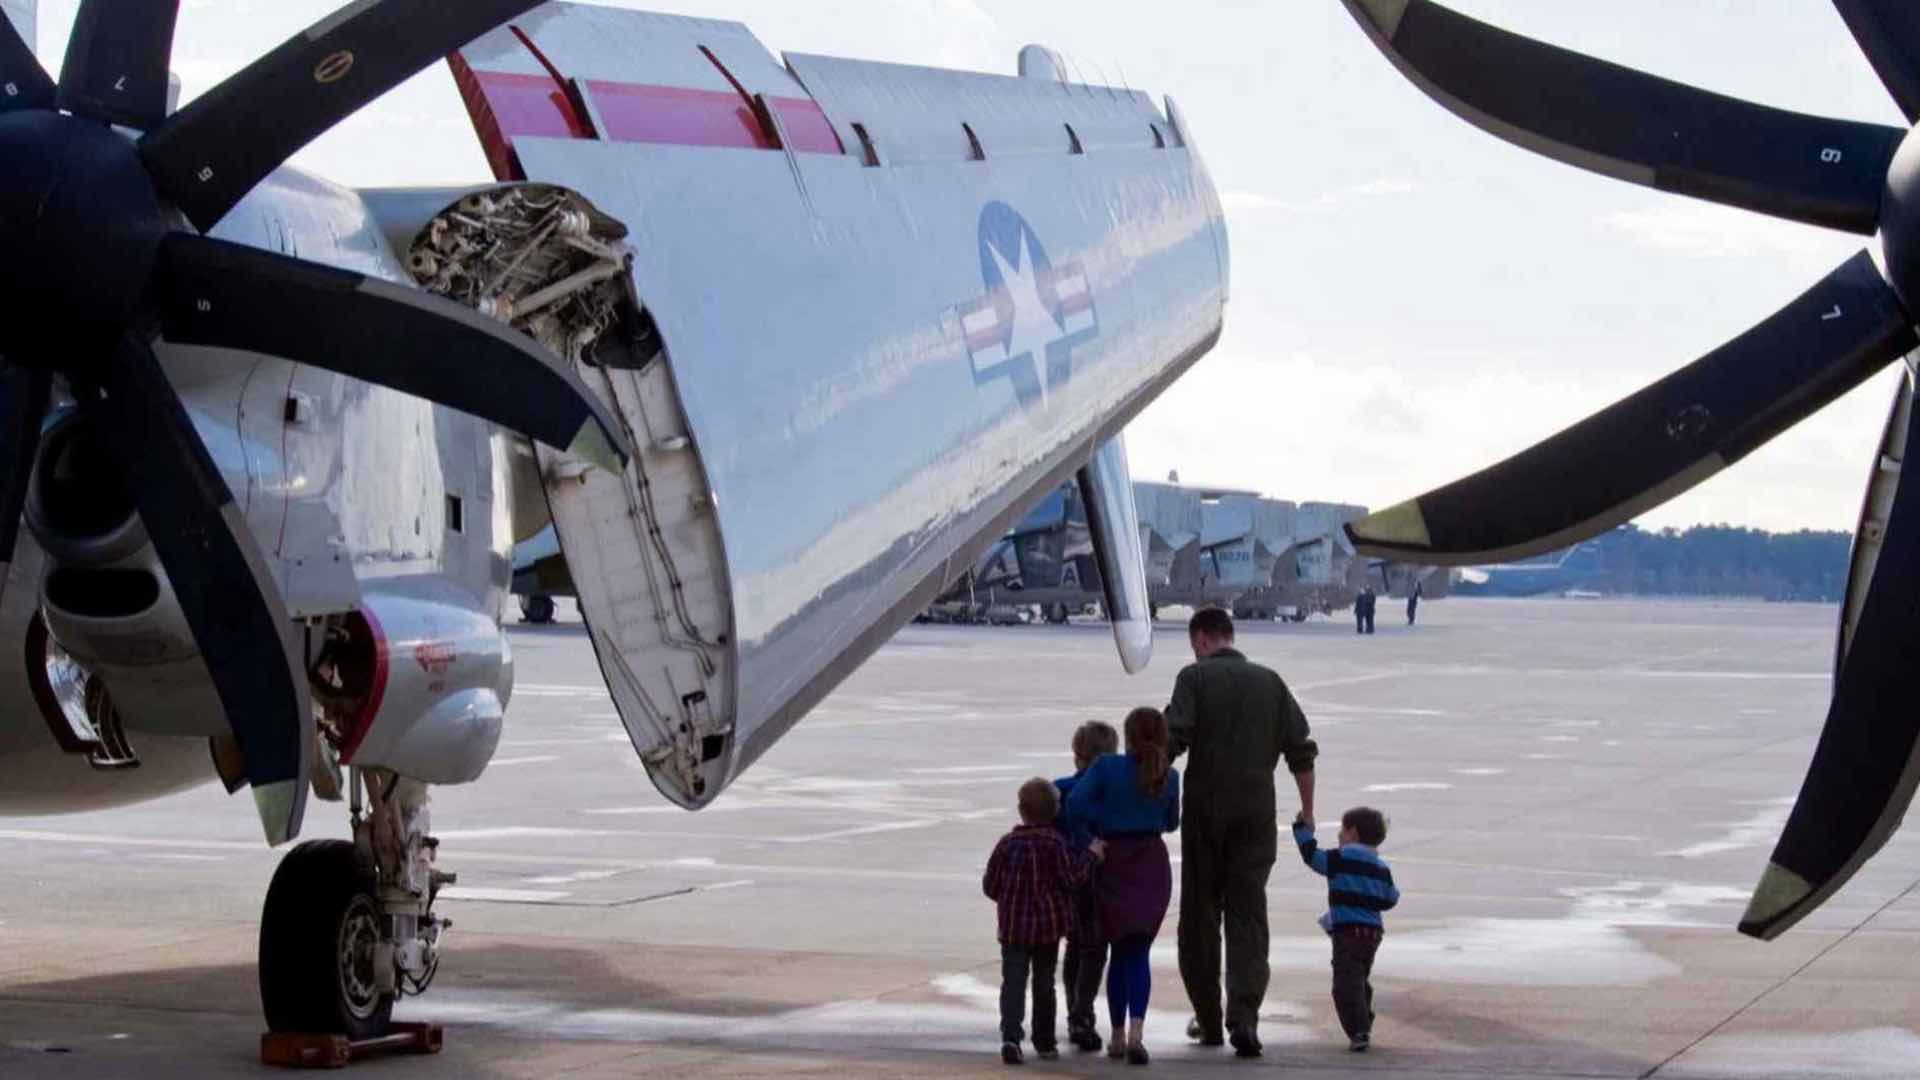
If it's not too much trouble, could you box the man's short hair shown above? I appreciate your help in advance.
[1343,806,1388,846]
[1072,720,1120,765]
[1189,606,1235,642]
[1018,777,1060,824]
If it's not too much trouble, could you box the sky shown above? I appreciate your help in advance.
[17,1,1911,533]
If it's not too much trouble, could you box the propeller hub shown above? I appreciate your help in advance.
[0,111,171,359]
[1881,124,1920,313]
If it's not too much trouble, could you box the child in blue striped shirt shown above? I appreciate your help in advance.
[1292,807,1398,1053]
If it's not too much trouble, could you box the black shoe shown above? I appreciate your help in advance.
[1071,1029,1103,1052]
[1127,1044,1150,1066]
[1229,1026,1263,1059]
[1001,1041,1023,1065]
[1034,1045,1059,1061]
[1187,1017,1224,1046]
[1350,1033,1370,1053]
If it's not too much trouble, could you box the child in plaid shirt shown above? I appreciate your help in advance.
[984,777,1099,1065]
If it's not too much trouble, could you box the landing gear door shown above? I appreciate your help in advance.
[1077,436,1151,673]
[532,334,737,809]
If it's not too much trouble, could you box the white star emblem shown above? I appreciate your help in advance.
[988,232,1063,412]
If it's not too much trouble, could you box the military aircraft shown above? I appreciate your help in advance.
[1337,0,1920,939]
[887,477,1407,622]
[0,0,1223,1038]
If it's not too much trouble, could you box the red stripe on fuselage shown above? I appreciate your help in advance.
[337,606,391,766]
[584,80,772,150]
[582,81,843,154]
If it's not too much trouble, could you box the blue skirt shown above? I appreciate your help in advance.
[1094,833,1172,943]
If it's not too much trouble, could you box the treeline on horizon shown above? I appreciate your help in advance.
[1461,524,1855,602]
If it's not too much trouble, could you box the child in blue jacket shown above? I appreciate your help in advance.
[1065,707,1179,1065]
[1054,720,1119,1051]
[1292,807,1398,1053]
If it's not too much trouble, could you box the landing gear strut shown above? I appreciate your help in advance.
[519,594,556,624]
[258,768,451,1037]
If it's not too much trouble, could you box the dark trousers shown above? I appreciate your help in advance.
[1177,812,1277,1035]
[1330,925,1383,1038]
[1000,940,1061,1048]
[1060,933,1106,1033]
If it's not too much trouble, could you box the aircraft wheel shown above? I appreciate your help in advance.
[1046,603,1069,625]
[520,594,556,624]
[259,840,394,1038]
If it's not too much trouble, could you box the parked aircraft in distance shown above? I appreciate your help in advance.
[0,0,1224,1038]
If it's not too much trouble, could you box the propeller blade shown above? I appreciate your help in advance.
[0,3,53,113]
[1834,0,1920,124]
[138,0,542,231]
[0,365,50,609]
[94,336,311,845]
[1340,0,1905,234]
[1347,251,1916,565]
[157,234,629,473]
[1740,366,1920,939]
[56,0,180,129]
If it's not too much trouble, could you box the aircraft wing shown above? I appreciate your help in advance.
[447,4,1226,806]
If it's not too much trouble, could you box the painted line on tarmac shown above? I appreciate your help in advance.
[488,755,561,767]
[772,819,944,844]
[1292,671,1405,692]
[441,886,573,903]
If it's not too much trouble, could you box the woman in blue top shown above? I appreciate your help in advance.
[1064,706,1180,1065]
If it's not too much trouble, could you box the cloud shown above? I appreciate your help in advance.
[1601,202,1843,260]
[1219,177,1421,215]
[1124,347,1890,533]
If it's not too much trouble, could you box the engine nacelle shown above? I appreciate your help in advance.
[28,409,226,736]
[328,582,513,786]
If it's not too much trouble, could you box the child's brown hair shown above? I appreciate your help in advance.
[1124,707,1171,798]
[1343,806,1389,846]
[1071,720,1120,768]
[1018,777,1060,824]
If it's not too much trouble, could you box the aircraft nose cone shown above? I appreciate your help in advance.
[0,111,171,360]
[1879,124,1920,316]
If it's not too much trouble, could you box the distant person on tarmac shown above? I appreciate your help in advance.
[1165,608,1318,1059]
[1356,587,1376,635]
[1406,580,1421,626]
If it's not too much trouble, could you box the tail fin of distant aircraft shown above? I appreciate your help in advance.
[442,4,1224,807]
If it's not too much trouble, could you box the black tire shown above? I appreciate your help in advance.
[520,594,556,624]
[259,839,394,1038]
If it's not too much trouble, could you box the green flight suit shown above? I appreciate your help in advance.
[1165,646,1317,1036]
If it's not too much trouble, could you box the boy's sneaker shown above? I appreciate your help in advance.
[1350,1033,1371,1053]
[1034,1045,1059,1061]
[1229,1026,1263,1059]
[1001,1041,1023,1065]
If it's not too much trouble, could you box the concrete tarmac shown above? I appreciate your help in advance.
[4,597,1918,1078]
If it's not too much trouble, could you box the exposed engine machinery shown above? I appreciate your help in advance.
[405,184,638,368]
[408,183,733,805]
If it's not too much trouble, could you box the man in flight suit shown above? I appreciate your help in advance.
[1166,608,1318,1058]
